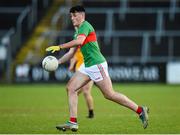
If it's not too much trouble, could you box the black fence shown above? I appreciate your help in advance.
[14,62,166,83]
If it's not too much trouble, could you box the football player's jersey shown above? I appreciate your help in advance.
[75,21,106,67]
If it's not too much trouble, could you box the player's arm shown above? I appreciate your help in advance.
[58,47,77,64]
[61,35,86,49]
[46,35,86,53]
[68,57,77,72]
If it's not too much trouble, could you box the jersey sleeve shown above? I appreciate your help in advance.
[78,23,89,37]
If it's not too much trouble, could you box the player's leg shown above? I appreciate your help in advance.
[94,62,149,129]
[67,71,90,118]
[96,74,149,128]
[56,71,91,131]
[96,73,139,112]
[81,80,94,118]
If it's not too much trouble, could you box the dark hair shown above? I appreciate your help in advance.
[69,5,85,13]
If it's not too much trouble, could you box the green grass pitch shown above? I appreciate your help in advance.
[0,83,180,134]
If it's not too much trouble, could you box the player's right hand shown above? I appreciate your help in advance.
[46,46,61,53]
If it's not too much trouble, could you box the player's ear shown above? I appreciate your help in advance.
[81,12,85,18]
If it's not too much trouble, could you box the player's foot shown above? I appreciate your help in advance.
[87,113,94,118]
[139,106,149,129]
[56,121,78,132]
[87,110,94,118]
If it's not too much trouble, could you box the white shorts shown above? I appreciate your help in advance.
[78,61,109,82]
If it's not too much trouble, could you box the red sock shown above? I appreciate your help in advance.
[70,117,77,123]
[136,106,143,115]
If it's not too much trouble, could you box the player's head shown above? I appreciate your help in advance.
[69,5,85,27]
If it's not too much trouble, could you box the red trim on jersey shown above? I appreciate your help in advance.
[80,32,97,47]
[97,64,105,79]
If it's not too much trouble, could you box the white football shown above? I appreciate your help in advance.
[42,56,58,71]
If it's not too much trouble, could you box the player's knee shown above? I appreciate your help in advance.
[103,92,115,100]
[83,90,90,97]
[66,84,76,94]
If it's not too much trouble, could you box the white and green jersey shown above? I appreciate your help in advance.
[75,21,106,67]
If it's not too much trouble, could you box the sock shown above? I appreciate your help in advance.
[136,106,143,115]
[89,110,94,115]
[70,117,77,123]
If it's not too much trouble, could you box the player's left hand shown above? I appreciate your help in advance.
[46,46,61,53]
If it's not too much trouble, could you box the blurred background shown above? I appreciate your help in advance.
[0,0,180,84]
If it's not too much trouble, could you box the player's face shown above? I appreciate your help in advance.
[70,12,84,27]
